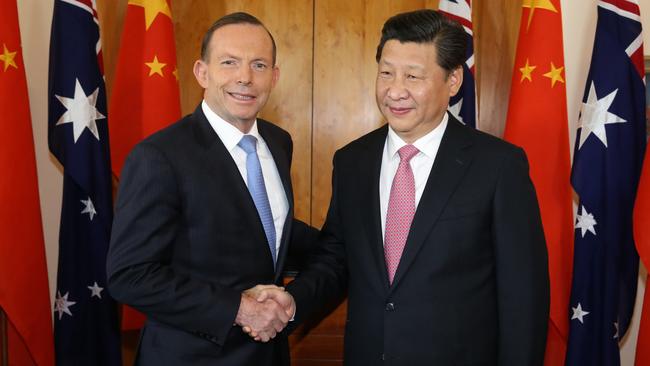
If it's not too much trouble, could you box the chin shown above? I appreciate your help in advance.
[386,120,414,132]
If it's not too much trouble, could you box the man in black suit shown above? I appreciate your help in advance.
[107,12,313,366]
[258,9,550,365]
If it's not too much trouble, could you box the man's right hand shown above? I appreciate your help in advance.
[235,285,292,342]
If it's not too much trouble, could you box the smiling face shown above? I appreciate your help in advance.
[193,23,279,132]
[376,40,462,143]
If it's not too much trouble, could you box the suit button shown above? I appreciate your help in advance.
[385,302,395,311]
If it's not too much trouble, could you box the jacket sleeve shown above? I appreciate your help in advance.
[106,142,241,346]
[285,152,348,324]
[492,147,550,366]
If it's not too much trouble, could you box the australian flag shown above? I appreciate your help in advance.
[437,0,476,128]
[48,0,121,364]
[565,1,646,365]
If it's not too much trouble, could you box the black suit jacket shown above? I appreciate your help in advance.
[287,114,550,366]
[107,105,316,366]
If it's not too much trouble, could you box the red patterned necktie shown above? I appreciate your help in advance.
[384,144,419,284]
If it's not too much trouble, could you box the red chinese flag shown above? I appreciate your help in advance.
[0,0,55,364]
[109,0,180,177]
[504,1,573,365]
[635,146,650,365]
[109,0,181,330]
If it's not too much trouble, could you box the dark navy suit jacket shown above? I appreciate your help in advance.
[108,105,316,366]
[287,114,550,366]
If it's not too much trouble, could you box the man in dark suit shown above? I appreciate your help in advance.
[258,9,550,365]
[107,12,314,366]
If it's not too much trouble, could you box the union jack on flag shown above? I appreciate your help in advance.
[438,0,476,128]
[48,0,122,364]
[566,1,646,365]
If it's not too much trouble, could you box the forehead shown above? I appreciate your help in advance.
[379,40,438,68]
[209,23,274,58]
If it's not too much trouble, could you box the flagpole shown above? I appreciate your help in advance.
[0,307,7,366]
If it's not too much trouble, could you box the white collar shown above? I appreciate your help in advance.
[386,112,448,159]
[201,100,263,152]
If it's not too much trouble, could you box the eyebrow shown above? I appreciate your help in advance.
[216,53,272,64]
[380,59,425,71]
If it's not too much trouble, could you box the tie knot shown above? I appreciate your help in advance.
[238,135,258,154]
[398,144,419,163]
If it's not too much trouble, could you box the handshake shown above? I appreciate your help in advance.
[235,284,296,342]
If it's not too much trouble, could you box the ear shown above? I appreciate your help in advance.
[193,59,209,89]
[271,65,280,89]
[448,66,464,97]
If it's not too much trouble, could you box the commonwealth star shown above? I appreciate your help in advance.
[577,81,626,149]
[55,78,104,143]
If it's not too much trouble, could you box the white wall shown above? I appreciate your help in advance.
[13,0,650,364]
[16,0,59,312]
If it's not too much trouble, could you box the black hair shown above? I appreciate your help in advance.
[376,9,467,74]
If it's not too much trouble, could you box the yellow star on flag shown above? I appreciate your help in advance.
[523,0,558,31]
[543,62,564,87]
[128,0,172,30]
[0,44,18,71]
[519,59,536,83]
[145,55,166,77]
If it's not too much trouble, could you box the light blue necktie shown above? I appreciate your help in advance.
[238,135,277,265]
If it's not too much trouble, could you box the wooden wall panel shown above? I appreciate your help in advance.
[96,0,127,99]
[474,1,522,136]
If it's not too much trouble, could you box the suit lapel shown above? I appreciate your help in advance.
[360,126,392,291]
[390,116,474,291]
[190,106,274,267]
[257,121,295,279]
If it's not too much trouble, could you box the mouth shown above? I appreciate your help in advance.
[387,106,412,116]
[227,91,256,101]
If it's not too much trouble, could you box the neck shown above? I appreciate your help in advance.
[230,120,255,134]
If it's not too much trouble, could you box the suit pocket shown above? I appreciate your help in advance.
[438,202,482,221]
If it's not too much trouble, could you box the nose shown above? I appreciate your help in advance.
[237,65,252,86]
[385,76,408,100]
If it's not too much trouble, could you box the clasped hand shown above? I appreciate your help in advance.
[235,284,295,342]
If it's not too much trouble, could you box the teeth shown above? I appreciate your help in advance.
[230,93,254,100]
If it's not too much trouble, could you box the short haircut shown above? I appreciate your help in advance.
[200,12,277,65]
[376,9,467,74]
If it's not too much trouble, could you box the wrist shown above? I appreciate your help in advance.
[235,293,253,326]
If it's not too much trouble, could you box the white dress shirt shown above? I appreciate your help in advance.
[202,101,289,257]
[379,113,449,242]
